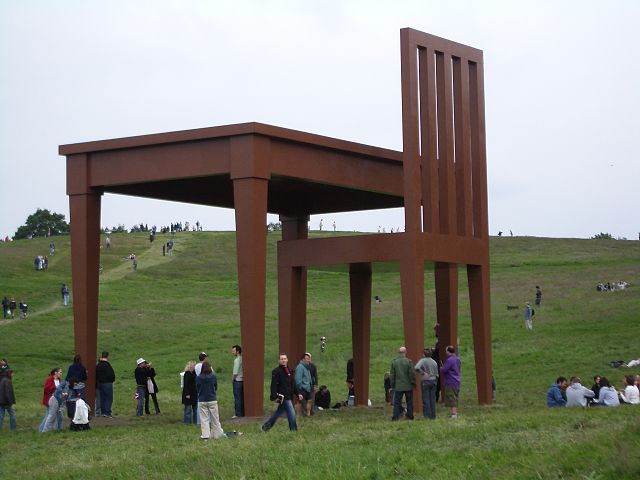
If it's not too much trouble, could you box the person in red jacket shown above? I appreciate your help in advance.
[39,368,62,432]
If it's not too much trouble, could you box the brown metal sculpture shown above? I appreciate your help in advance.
[60,28,491,416]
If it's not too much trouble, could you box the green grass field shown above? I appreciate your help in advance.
[1,231,639,479]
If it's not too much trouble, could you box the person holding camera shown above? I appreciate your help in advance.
[261,354,298,432]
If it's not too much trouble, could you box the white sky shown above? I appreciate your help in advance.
[1,0,638,239]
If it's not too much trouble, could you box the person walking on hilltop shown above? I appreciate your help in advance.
[390,346,415,421]
[261,354,298,432]
[440,345,461,418]
[61,284,70,307]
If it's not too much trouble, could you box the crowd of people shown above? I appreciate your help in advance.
[547,374,640,408]
[595,281,630,292]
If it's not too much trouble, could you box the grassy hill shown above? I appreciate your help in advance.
[1,231,639,479]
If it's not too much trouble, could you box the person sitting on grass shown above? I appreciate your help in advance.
[546,377,567,407]
[314,385,331,411]
[593,377,619,407]
[618,375,640,404]
[565,377,595,407]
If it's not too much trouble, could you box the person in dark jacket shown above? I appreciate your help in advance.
[95,352,116,418]
[65,354,88,401]
[134,358,147,416]
[314,385,331,410]
[195,361,224,439]
[182,361,198,424]
[261,354,299,432]
[0,369,17,430]
[143,361,160,415]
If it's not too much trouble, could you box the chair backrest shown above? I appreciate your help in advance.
[400,28,488,246]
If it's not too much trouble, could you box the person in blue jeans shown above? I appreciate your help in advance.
[134,358,147,416]
[0,369,17,430]
[414,348,439,419]
[96,352,116,417]
[261,354,299,432]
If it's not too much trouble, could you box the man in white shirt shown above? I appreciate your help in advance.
[195,352,208,376]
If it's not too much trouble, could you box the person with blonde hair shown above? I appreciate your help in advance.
[182,361,198,424]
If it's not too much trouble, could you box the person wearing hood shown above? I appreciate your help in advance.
[566,377,595,407]
[546,377,568,407]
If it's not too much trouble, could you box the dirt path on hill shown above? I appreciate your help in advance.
[0,236,190,326]
[100,235,188,283]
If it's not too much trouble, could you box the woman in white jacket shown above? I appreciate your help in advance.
[618,375,640,404]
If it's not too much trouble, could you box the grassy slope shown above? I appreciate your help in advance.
[0,232,639,479]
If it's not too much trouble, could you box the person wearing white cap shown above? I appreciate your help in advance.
[134,358,147,416]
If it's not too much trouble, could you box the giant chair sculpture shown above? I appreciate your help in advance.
[61,28,491,416]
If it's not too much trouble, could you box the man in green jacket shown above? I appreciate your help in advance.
[294,353,313,417]
[390,346,415,420]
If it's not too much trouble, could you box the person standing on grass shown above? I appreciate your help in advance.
[39,368,62,432]
[66,355,88,401]
[182,361,198,424]
[415,348,439,419]
[535,286,542,308]
[566,377,595,407]
[134,358,147,416]
[95,352,115,418]
[307,355,318,413]
[440,345,461,418]
[523,302,533,331]
[61,284,70,307]
[390,346,415,421]
[196,361,225,440]
[0,369,16,430]
[261,354,298,432]
[143,361,160,415]
[42,380,69,432]
[2,296,9,319]
[294,353,313,417]
[546,377,568,407]
[231,345,244,418]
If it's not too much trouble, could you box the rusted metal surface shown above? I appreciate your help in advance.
[61,28,491,416]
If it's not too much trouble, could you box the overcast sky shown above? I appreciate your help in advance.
[1,0,638,240]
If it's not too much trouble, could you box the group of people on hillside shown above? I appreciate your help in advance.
[2,296,27,320]
[595,281,629,292]
[33,255,49,271]
[547,374,640,408]
[523,286,542,331]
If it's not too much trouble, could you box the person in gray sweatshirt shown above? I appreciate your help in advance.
[566,377,595,407]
